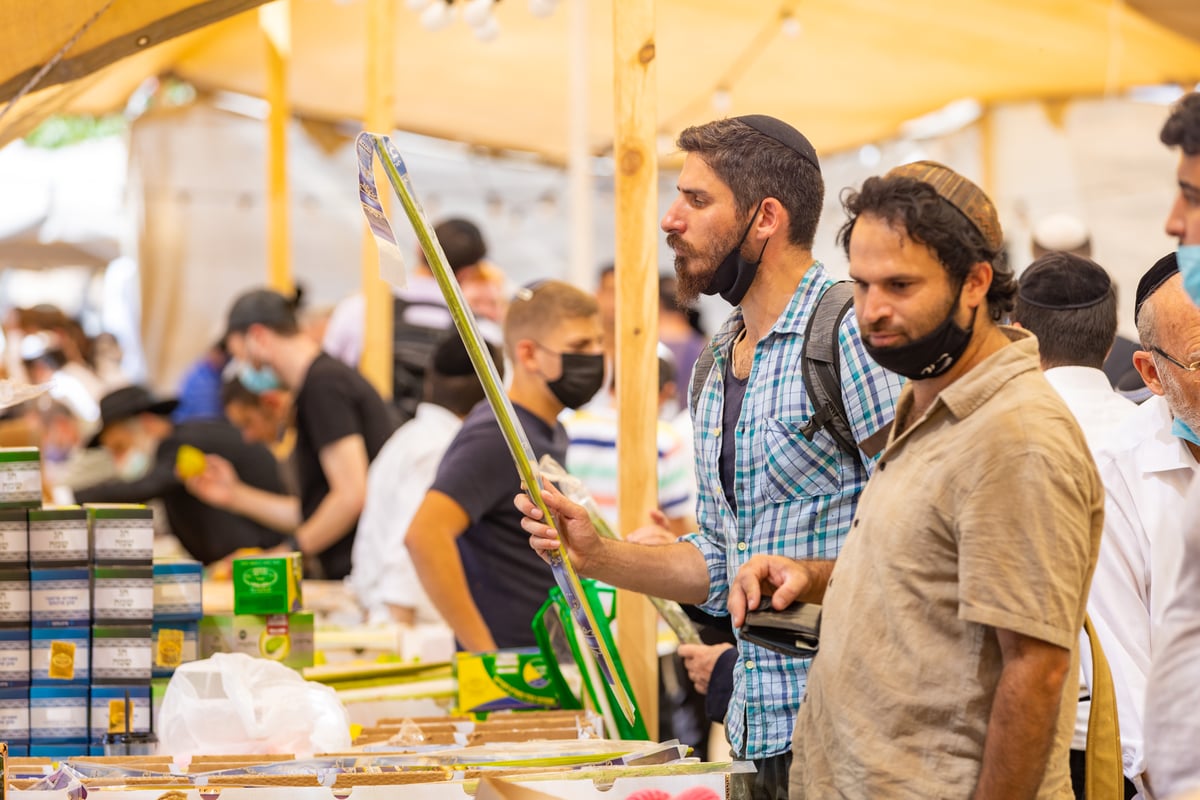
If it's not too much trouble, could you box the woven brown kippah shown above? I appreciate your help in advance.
[886,160,1004,252]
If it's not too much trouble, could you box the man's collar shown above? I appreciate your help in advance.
[935,326,1040,421]
[710,260,831,353]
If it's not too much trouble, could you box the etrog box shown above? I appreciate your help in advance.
[0,448,41,510]
[28,507,89,566]
[199,612,314,670]
[455,649,561,714]
[0,568,30,627]
[84,504,153,564]
[231,553,302,615]
[91,625,152,684]
[0,509,28,566]
[91,565,154,624]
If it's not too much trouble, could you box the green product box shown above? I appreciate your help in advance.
[0,449,41,510]
[231,553,302,615]
[198,613,314,670]
[84,505,153,564]
[454,649,561,714]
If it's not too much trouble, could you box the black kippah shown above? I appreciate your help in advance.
[1018,252,1112,310]
[431,334,476,377]
[735,115,820,173]
[1134,252,1180,324]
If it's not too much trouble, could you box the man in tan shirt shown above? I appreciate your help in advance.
[729,162,1104,799]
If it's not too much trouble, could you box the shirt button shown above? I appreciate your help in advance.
[737,541,747,552]
[713,427,721,437]
[745,660,756,670]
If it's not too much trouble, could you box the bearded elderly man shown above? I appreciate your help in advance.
[1143,90,1200,800]
[516,115,903,800]
[1086,252,1200,797]
[728,163,1103,799]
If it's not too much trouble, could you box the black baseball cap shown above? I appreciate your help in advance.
[224,289,298,340]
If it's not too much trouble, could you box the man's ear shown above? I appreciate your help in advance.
[1133,349,1166,397]
[962,261,994,309]
[512,339,539,373]
[755,197,787,242]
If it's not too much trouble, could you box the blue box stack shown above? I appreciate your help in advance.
[0,507,30,755]
[85,505,155,756]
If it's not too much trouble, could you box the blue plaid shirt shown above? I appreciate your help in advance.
[680,261,904,759]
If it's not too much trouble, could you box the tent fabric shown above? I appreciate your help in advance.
[3,0,1200,160]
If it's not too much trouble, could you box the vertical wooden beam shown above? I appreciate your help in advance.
[360,0,395,398]
[566,0,593,290]
[260,0,292,294]
[612,0,659,736]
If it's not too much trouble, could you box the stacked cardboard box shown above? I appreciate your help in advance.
[200,553,314,671]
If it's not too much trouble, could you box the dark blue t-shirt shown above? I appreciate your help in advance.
[720,361,749,514]
[429,401,569,649]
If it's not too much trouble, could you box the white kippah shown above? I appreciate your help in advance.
[1032,213,1090,252]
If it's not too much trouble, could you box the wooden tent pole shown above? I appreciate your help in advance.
[360,0,395,398]
[260,0,292,294]
[612,0,659,735]
[566,0,593,290]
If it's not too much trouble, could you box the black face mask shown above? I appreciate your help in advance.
[863,294,976,380]
[546,352,606,409]
[702,201,769,306]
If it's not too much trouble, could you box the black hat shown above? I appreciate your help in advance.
[224,289,298,340]
[1134,252,1179,324]
[430,333,503,380]
[735,115,821,173]
[1017,252,1113,310]
[88,386,178,448]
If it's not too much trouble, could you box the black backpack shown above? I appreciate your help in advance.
[689,281,891,462]
[391,296,452,424]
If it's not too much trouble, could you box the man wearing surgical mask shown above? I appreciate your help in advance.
[406,280,605,651]
[1130,91,1200,800]
[188,289,396,581]
[75,385,285,564]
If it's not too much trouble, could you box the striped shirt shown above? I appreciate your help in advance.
[680,261,904,759]
[564,406,697,525]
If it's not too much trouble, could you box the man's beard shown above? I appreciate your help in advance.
[1160,366,1200,433]
[668,225,741,305]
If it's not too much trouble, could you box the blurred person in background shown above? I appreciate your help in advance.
[75,385,286,564]
[219,375,297,496]
[349,334,500,626]
[1031,213,1147,400]
[21,398,115,503]
[658,275,707,396]
[188,289,396,580]
[174,335,228,424]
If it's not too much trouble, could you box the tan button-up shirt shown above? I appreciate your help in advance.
[790,327,1104,798]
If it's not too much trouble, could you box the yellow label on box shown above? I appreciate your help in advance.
[156,628,184,668]
[108,699,126,733]
[48,641,75,680]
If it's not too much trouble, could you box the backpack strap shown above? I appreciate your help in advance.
[798,281,860,459]
[689,344,716,419]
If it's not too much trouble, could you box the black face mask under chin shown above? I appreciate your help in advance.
[702,202,769,306]
[864,297,977,381]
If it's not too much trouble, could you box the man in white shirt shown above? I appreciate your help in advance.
[1013,251,1137,796]
[1143,90,1200,800]
[1087,251,1199,797]
[346,334,500,625]
[1014,251,1136,451]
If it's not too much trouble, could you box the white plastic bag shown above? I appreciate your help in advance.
[158,652,351,756]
